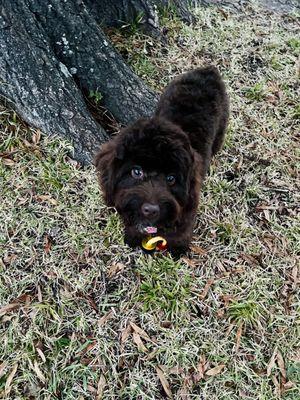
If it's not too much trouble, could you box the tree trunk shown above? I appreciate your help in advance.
[85,0,196,33]
[0,1,106,165]
[84,0,161,37]
[0,0,194,164]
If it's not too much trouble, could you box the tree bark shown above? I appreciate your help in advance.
[157,0,197,24]
[85,0,195,33]
[84,0,161,37]
[0,1,107,165]
[0,0,194,164]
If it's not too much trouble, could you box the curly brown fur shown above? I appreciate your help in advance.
[95,66,229,254]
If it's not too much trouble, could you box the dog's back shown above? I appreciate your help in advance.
[155,66,229,171]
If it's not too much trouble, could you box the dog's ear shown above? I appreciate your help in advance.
[94,139,124,206]
[188,150,204,206]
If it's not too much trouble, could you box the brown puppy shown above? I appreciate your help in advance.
[95,66,229,254]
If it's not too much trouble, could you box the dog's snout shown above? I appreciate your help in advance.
[141,203,160,219]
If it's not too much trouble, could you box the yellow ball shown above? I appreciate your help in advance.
[142,236,167,251]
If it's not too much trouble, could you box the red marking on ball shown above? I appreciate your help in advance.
[156,242,167,251]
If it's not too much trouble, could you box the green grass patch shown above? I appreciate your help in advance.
[136,256,192,317]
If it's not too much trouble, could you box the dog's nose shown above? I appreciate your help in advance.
[141,203,160,219]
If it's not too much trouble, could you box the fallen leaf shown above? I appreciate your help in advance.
[79,341,97,356]
[107,262,126,278]
[120,323,132,344]
[43,270,57,279]
[0,362,7,378]
[194,354,207,382]
[2,158,15,166]
[66,156,80,168]
[266,93,278,104]
[276,350,286,382]
[217,7,228,19]
[190,245,207,255]
[156,366,173,399]
[130,321,152,342]
[4,363,18,396]
[272,375,281,396]
[205,364,225,376]
[283,381,295,390]
[181,257,197,268]
[267,347,277,377]
[0,303,20,317]
[98,310,113,327]
[37,285,43,303]
[169,366,184,375]
[289,348,300,363]
[221,295,234,307]
[199,279,214,300]
[145,349,158,361]
[87,384,97,394]
[231,267,245,275]
[3,254,17,265]
[291,265,298,287]
[236,155,244,170]
[259,204,278,211]
[33,360,46,383]
[96,374,106,399]
[17,197,29,206]
[35,194,57,206]
[240,253,260,266]
[15,293,30,304]
[85,295,98,312]
[263,209,271,221]
[32,130,41,144]
[132,332,148,352]
[36,348,46,363]
[22,138,33,148]
[226,323,235,337]
[239,389,248,398]
[161,321,172,328]
[43,235,52,254]
[235,323,243,352]
[177,376,192,399]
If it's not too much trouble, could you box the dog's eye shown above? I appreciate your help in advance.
[166,174,176,185]
[131,166,144,179]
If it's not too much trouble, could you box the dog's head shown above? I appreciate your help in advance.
[95,117,203,241]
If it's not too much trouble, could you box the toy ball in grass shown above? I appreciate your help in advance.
[142,236,167,251]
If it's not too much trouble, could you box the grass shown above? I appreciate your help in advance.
[1,1,300,399]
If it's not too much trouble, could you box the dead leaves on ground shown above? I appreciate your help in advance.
[1,157,15,166]
[96,374,106,399]
[267,347,295,396]
[199,279,214,300]
[28,359,46,384]
[0,130,43,167]
[106,262,126,278]
[0,294,32,318]
[156,356,226,399]
[3,363,18,397]
[98,310,114,327]
[35,194,58,206]
[43,235,52,254]
[190,245,207,256]
[205,364,225,377]
[156,366,173,399]
[120,320,156,354]
[132,332,148,352]
[129,321,153,343]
